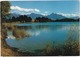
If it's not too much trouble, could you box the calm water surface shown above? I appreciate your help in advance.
[6,22,79,52]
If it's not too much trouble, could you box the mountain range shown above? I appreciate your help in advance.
[47,13,66,20]
[7,13,79,20]
[27,13,43,19]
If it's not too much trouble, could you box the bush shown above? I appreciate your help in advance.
[63,38,79,55]
[1,24,7,39]
[43,43,53,55]
[12,29,29,39]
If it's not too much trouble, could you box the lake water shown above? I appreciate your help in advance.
[6,22,79,52]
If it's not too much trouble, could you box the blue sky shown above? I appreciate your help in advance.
[10,1,79,17]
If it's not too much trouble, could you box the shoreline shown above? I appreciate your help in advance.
[1,22,79,56]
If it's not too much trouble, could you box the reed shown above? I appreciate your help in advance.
[12,29,29,38]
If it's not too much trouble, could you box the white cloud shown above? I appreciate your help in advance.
[57,12,79,17]
[10,6,40,13]
[34,9,40,12]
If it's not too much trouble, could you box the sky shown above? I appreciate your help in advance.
[10,1,79,17]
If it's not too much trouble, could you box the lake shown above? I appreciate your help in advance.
[6,22,79,52]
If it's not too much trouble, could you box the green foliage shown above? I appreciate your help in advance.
[35,17,53,22]
[7,15,32,23]
[1,1,10,19]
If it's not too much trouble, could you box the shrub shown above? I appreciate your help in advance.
[43,43,53,55]
[1,24,7,39]
[63,38,79,55]
[12,29,29,39]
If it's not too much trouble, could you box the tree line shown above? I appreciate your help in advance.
[1,1,79,23]
[6,15,32,22]
[5,15,79,23]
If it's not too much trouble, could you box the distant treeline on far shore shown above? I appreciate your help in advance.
[2,15,79,23]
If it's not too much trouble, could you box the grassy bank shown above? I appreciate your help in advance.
[2,22,30,38]
[1,23,20,56]
[1,22,30,56]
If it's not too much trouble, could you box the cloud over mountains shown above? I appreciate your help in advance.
[10,6,79,18]
[57,13,79,17]
[10,6,40,13]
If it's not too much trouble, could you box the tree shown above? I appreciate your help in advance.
[35,17,53,22]
[1,1,10,22]
[12,16,16,22]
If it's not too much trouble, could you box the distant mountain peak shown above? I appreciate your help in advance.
[27,13,43,19]
[47,13,66,20]
[7,12,67,20]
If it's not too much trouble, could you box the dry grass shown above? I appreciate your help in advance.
[1,22,30,56]
[41,38,79,56]
[1,22,79,56]
[41,26,79,56]
[1,24,7,39]
[1,39,21,56]
[63,38,79,55]
[12,29,27,38]
[43,43,53,55]
[1,24,20,56]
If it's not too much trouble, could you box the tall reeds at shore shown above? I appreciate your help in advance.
[13,29,27,38]
[1,23,79,56]
[63,25,79,55]
[42,39,79,56]
[1,24,7,39]
[1,23,20,56]
[43,43,53,55]
[2,23,30,39]
[41,25,79,56]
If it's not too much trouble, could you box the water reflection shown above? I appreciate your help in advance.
[6,22,79,52]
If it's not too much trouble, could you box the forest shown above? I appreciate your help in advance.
[3,15,79,23]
